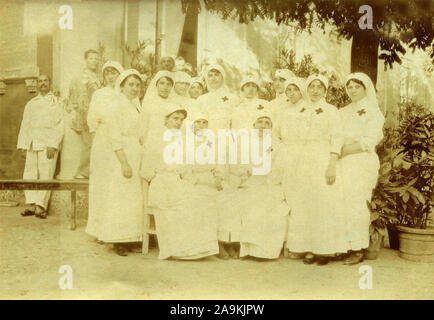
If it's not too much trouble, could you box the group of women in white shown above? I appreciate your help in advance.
[85,57,385,265]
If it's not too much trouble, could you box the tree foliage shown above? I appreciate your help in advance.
[182,0,434,69]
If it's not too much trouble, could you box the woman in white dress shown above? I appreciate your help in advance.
[86,69,144,256]
[196,64,239,132]
[231,76,269,131]
[188,77,205,100]
[141,71,176,143]
[86,61,123,240]
[338,72,385,265]
[237,108,289,260]
[284,74,347,265]
[87,61,124,135]
[274,77,308,144]
[170,71,192,106]
[142,106,219,260]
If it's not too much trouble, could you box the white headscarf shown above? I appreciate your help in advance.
[345,72,380,111]
[115,69,142,93]
[190,77,205,89]
[203,64,227,92]
[250,106,273,127]
[102,61,124,75]
[240,75,260,91]
[143,70,175,101]
[165,104,188,119]
[115,69,143,111]
[306,74,329,91]
[284,77,307,100]
[306,74,329,104]
[174,71,192,85]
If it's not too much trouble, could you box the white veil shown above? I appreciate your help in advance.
[143,70,175,101]
[344,72,381,113]
[115,69,143,111]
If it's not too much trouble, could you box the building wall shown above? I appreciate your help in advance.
[0,0,38,79]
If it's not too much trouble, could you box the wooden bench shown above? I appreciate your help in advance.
[0,179,88,230]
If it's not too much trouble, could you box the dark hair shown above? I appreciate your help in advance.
[38,74,51,83]
[120,74,142,88]
[156,76,174,87]
[346,78,366,89]
[84,49,98,59]
[308,79,326,91]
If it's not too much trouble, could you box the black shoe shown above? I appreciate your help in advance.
[316,256,329,265]
[344,251,364,265]
[21,209,35,217]
[114,244,128,256]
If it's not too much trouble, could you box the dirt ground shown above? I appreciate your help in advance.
[1,206,433,300]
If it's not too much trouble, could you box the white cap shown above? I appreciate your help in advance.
[174,71,192,84]
[306,74,329,90]
[165,104,188,118]
[240,76,260,90]
[102,61,124,74]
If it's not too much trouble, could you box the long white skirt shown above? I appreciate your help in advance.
[239,184,289,259]
[215,184,243,242]
[283,142,348,255]
[86,128,144,243]
[148,172,219,260]
[338,152,380,251]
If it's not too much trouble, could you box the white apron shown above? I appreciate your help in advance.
[338,100,384,250]
[282,100,348,255]
[86,94,144,243]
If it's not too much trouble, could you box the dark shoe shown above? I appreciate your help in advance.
[21,209,35,217]
[35,205,47,219]
[217,243,230,260]
[114,244,128,256]
[316,256,329,265]
[331,252,349,261]
[344,251,364,265]
[303,253,315,265]
[126,243,143,253]
[227,243,240,259]
[38,210,48,219]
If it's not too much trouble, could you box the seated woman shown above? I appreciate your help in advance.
[216,109,288,259]
[238,109,289,260]
[142,105,219,260]
[183,109,225,197]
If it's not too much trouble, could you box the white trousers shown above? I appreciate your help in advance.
[23,148,58,209]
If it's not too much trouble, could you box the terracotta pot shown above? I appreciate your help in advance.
[397,226,434,263]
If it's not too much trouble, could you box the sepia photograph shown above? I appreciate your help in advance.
[0,0,433,303]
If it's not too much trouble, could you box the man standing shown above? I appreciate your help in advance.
[18,75,64,218]
[68,49,101,179]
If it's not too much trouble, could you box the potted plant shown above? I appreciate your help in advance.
[369,113,434,262]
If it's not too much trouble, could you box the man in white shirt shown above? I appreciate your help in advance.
[17,75,64,218]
